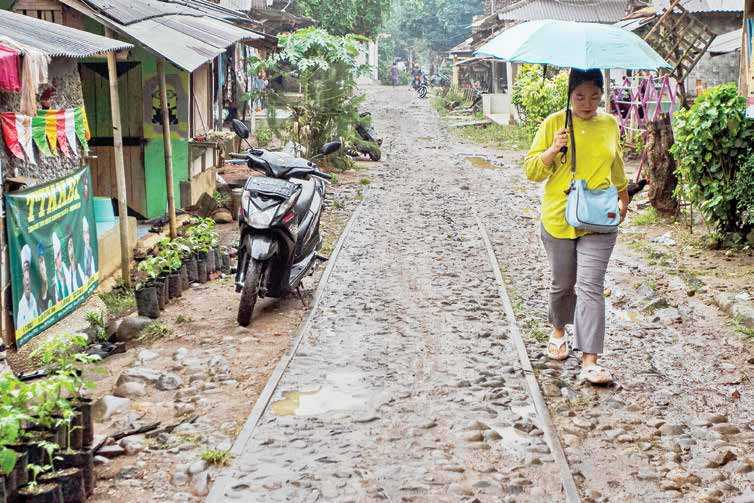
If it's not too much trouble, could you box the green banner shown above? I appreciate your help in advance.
[6,167,99,348]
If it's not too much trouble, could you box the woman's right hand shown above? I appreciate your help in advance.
[548,128,569,155]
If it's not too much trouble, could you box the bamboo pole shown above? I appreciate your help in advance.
[105,28,131,288]
[157,58,177,239]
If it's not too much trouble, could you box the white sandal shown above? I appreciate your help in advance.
[578,364,613,385]
[546,334,569,361]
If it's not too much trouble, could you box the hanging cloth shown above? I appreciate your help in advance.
[79,105,91,140]
[18,47,50,116]
[55,110,70,156]
[1,112,25,160]
[31,115,52,156]
[64,108,78,157]
[0,44,21,92]
[41,109,59,155]
[74,107,89,153]
[0,112,36,164]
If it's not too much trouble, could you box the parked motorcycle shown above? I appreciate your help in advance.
[430,73,450,87]
[411,74,428,99]
[228,119,340,327]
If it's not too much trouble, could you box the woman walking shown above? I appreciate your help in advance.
[523,68,629,385]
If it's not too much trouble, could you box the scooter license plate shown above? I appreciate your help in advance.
[245,177,298,199]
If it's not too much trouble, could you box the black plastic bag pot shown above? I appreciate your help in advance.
[221,252,230,273]
[135,286,160,319]
[180,265,189,291]
[206,250,216,274]
[55,450,93,497]
[40,468,85,503]
[168,273,182,298]
[0,476,7,503]
[75,399,93,449]
[186,257,198,283]
[7,449,28,491]
[17,482,63,503]
[197,260,208,283]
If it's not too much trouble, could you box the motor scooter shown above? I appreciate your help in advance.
[228,119,340,326]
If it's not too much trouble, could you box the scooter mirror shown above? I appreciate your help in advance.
[231,119,250,139]
[321,141,341,156]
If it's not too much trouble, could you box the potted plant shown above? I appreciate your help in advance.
[157,240,183,299]
[135,258,161,318]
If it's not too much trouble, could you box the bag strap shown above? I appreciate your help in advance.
[568,109,576,176]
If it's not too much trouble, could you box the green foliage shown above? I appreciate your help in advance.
[254,126,273,147]
[294,0,390,38]
[99,285,135,317]
[456,123,531,151]
[200,448,232,466]
[432,86,471,115]
[671,84,754,236]
[139,322,172,342]
[212,190,230,208]
[389,0,484,54]
[248,29,369,163]
[511,65,569,137]
[31,333,96,375]
[632,207,660,226]
[85,311,108,342]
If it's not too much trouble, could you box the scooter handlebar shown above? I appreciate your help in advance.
[311,171,332,181]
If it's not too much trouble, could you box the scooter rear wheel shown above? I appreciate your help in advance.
[237,258,263,327]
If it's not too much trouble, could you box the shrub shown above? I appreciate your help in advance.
[255,127,273,147]
[670,84,754,237]
[511,64,568,137]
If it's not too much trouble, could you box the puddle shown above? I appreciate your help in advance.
[465,156,496,169]
[270,372,370,417]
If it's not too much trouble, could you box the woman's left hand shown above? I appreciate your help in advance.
[618,199,628,222]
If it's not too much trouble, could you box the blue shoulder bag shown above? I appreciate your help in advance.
[562,111,620,234]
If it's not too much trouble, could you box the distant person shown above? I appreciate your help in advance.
[81,217,96,278]
[36,243,56,311]
[390,61,399,86]
[52,232,71,300]
[16,245,39,329]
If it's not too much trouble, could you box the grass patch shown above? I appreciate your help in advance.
[85,311,108,342]
[523,318,549,343]
[632,207,660,226]
[329,173,339,185]
[138,321,172,342]
[175,315,192,325]
[201,449,232,466]
[734,317,754,338]
[99,285,136,317]
[359,178,370,185]
[456,123,531,151]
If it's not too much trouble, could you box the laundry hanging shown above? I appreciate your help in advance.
[1,112,36,164]
[0,44,21,92]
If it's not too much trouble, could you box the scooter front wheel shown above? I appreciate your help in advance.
[237,258,263,327]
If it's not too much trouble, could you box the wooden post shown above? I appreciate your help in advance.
[157,58,178,239]
[105,28,131,288]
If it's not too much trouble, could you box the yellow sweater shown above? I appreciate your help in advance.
[524,110,628,239]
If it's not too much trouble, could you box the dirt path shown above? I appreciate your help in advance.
[87,167,370,502]
[209,85,754,503]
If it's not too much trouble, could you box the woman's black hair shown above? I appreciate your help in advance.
[568,68,604,94]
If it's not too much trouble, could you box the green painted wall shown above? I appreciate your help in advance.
[136,48,190,219]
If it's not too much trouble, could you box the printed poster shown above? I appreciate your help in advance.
[5,167,99,347]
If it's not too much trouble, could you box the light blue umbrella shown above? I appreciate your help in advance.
[474,19,670,70]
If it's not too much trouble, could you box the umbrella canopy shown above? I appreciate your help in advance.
[474,20,670,70]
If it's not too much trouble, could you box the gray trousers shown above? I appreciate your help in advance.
[540,225,617,354]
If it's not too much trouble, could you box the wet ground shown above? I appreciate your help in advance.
[209,85,754,502]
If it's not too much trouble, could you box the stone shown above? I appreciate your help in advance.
[98,444,126,458]
[93,455,110,465]
[572,417,594,429]
[172,471,189,486]
[188,460,207,475]
[114,316,154,342]
[136,349,159,363]
[705,450,737,468]
[173,347,190,362]
[733,488,754,503]
[93,395,131,422]
[712,423,741,435]
[707,414,728,425]
[191,471,210,496]
[212,208,234,224]
[157,372,183,391]
[113,381,147,399]
[659,423,686,436]
[732,302,754,329]
[118,367,162,386]
[120,435,146,455]
[653,308,682,324]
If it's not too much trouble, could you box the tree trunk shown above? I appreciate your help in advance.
[645,114,679,215]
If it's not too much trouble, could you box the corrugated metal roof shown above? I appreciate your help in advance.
[80,0,249,25]
[614,15,655,31]
[497,0,630,23]
[708,28,741,53]
[653,0,741,12]
[61,0,264,72]
[0,9,132,57]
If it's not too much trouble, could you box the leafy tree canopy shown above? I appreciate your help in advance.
[294,0,391,38]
